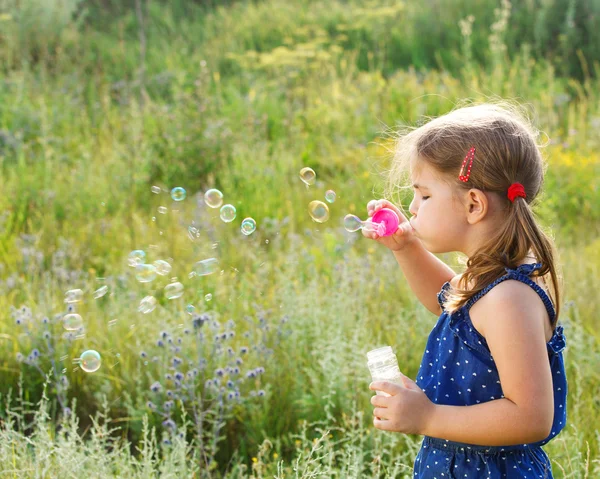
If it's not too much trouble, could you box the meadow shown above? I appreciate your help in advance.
[0,0,599,476]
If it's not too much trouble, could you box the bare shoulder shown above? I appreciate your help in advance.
[469,279,552,342]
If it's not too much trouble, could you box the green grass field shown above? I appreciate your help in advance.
[0,0,599,476]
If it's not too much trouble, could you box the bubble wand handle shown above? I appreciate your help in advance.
[370,208,400,237]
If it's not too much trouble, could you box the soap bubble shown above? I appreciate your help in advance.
[308,201,330,223]
[136,264,157,283]
[343,214,363,232]
[219,204,236,223]
[299,167,316,186]
[171,187,186,201]
[186,304,195,315]
[188,226,200,241]
[80,350,101,373]
[64,289,83,304]
[204,189,223,208]
[194,258,219,276]
[151,186,162,194]
[138,296,157,314]
[63,313,83,331]
[241,217,256,235]
[165,282,184,300]
[153,260,172,276]
[93,286,108,299]
[205,293,212,302]
[128,250,146,267]
[158,206,168,214]
[325,190,336,203]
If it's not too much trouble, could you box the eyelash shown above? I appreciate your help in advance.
[421,196,430,200]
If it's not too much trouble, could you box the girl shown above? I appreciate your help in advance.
[364,103,567,478]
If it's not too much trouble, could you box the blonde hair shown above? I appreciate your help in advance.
[386,100,562,326]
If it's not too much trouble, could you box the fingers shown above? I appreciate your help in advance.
[367,199,402,218]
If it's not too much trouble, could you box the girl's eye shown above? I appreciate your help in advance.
[422,196,430,200]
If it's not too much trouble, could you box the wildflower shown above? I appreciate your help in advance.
[150,381,162,393]
[228,331,235,339]
[172,357,183,367]
[162,439,172,446]
[163,400,174,410]
[240,347,248,355]
[232,367,240,375]
[162,419,177,430]
[227,392,235,400]
[256,367,265,374]
[157,340,164,347]
[161,331,168,339]
[147,401,156,410]
[227,380,234,388]
[16,352,23,362]
[140,351,148,358]
[220,333,227,341]
[246,371,256,378]
[174,372,184,381]
[258,390,265,397]
[165,373,172,381]
[215,368,224,377]
[166,390,174,398]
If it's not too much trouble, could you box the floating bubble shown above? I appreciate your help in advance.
[151,186,162,194]
[65,289,83,304]
[138,296,157,314]
[241,217,256,235]
[93,286,108,299]
[186,304,195,315]
[325,190,336,203]
[205,293,213,302]
[194,258,219,276]
[308,200,330,223]
[299,167,316,186]
[80,350,101,373]
[128,250,146,267]
[219,204,236,223]
[63,313,83,331]
[136,264,157,283]
[165,282,184,300]
[188,226,200,241]
[204,189,224,208]
[153,260,172,276]
[171,187,186,201]
[158,206,168,214]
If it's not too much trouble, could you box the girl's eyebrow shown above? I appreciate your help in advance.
[412,183,429,190]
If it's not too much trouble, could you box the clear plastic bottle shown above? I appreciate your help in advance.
[366,346,404,397]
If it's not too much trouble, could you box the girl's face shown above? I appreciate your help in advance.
[408,162,468,254]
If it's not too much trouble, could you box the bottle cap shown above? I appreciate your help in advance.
[371,208,399,237]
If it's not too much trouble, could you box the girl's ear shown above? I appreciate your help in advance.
[464,188,489,225]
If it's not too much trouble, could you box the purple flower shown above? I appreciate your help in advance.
[174,372,184,381]
[165,373,173,381]
[147,401,156,409]
[240,347,248,355]
[166,390,173,398]
[258,390,265,397]
[246,371,256,378]
[163,400,174,410]
[215,368,224,377]
[150,381,162,393]
[140,351,148,358]
[172,357,182,367]
[157,340,165,347]
[162,419,177,430]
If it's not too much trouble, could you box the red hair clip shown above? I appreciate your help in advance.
[459,146,476,182]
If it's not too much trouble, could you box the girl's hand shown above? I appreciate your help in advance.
[369,374,436,435]
[362,199,417,252]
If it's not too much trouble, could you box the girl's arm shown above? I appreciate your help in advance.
[392,240,456,315]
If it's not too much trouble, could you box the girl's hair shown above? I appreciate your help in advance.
[386,100,562,327]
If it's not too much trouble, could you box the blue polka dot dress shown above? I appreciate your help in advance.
[413,263,567,478]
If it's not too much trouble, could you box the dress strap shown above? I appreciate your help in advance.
[463,263,556,323]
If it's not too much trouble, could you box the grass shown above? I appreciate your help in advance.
[0,0,599,476]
